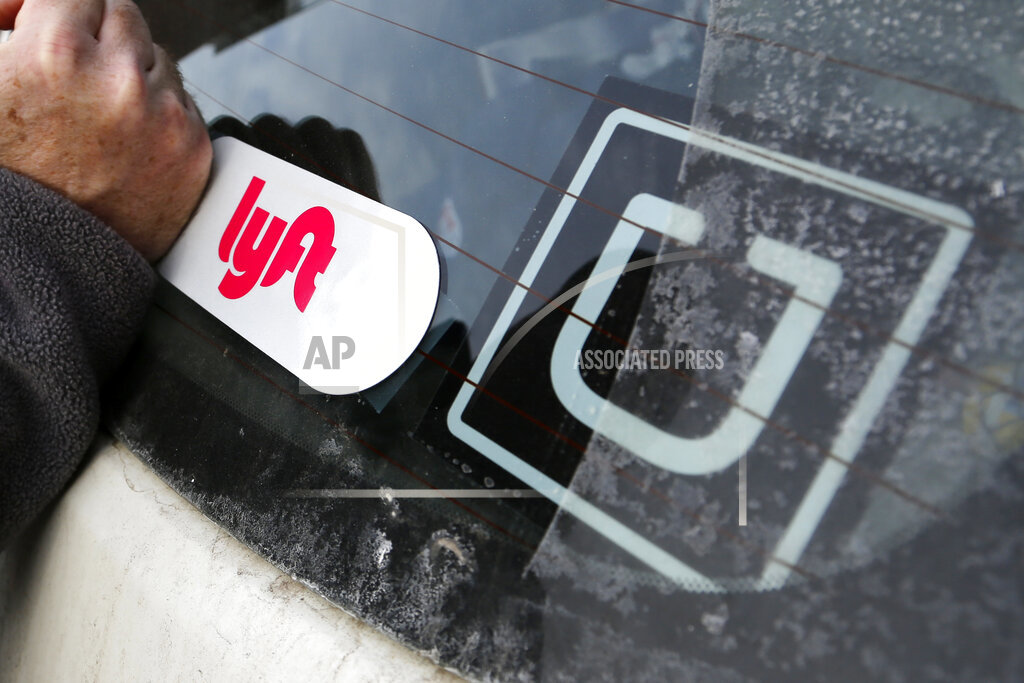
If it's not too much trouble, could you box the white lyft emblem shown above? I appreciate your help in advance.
[160,137,440,394]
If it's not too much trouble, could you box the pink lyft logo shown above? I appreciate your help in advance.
[217,176,337,312]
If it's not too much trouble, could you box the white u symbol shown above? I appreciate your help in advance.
[550,193,843,475]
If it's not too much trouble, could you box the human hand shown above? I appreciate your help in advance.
[0,0,212,261]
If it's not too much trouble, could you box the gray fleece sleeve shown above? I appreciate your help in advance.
[0,168,156,548]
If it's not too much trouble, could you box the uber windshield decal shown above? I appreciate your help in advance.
[445,81,974,593]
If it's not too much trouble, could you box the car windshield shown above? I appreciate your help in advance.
[113,1,1023,679]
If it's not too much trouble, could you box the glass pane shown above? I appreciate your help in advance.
[112,1,1023,679]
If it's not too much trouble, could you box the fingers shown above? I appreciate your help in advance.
[10,0,158,76]
[14,0,104,36]
[146,44,188,107]
[97,0,154,71]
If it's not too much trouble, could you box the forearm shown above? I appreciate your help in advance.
[0,167,155,547]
